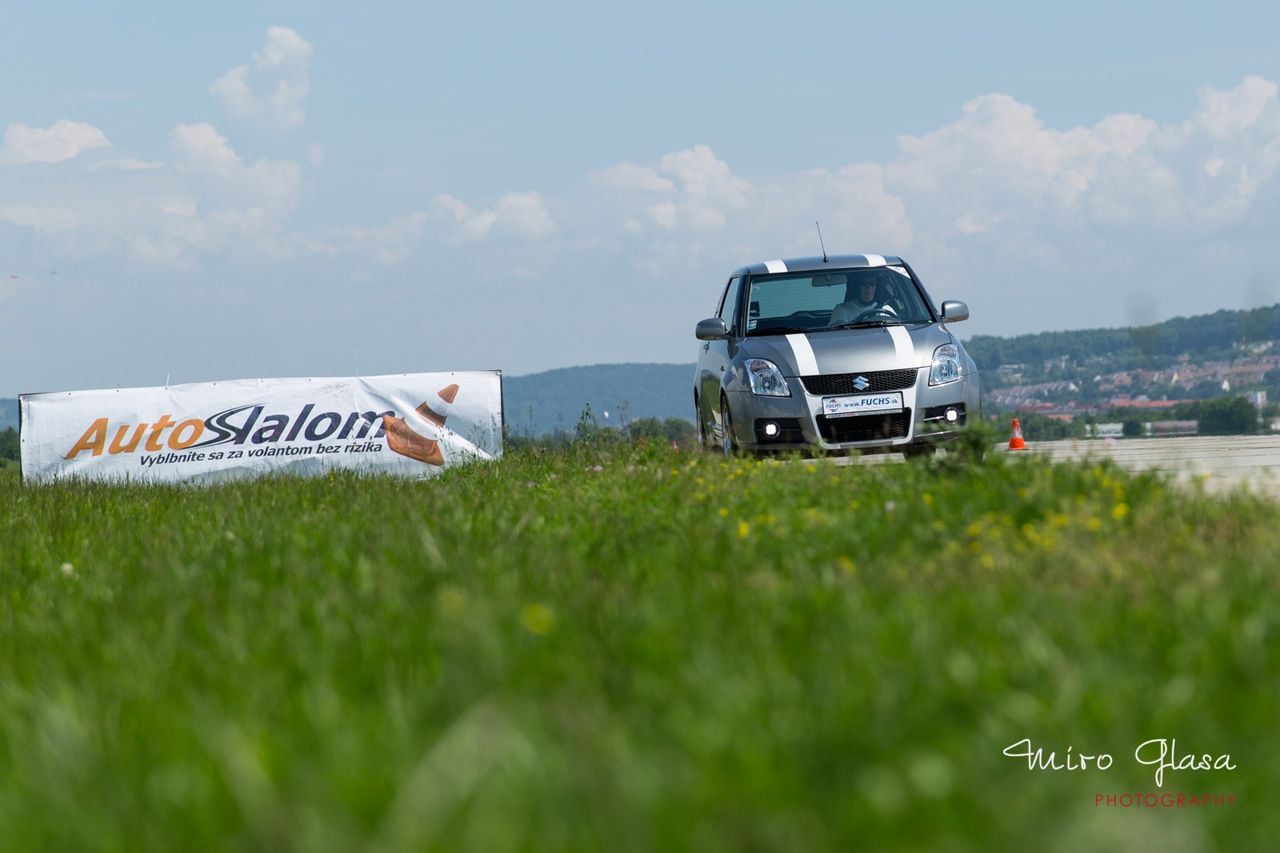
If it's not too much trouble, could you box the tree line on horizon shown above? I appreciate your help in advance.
[964,303,1280,378]
[0,429,16,466]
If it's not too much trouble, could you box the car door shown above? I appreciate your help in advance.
[699,275,741,426]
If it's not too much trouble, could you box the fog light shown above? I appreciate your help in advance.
[763,422,780,437]
[945,407,959,423]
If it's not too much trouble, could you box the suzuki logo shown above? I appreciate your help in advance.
[852,375,870,391]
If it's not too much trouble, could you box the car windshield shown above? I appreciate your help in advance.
[744,266,934,336]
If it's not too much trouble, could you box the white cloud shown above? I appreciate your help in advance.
[0,123,309,266]
[171,122,300,212]
[44,123,308,265]
[210,26,313,132]
[434,191,554,242]
[7,69,1280,360]
[1196,74,1278,139]
[86,157,163,172]
[592,145,754,236]
[595,147,908,253]
[160,198,199,218]
[567,75,1280,346]
[129,203,297,266]
[954,211,1006,236]
[0,120,110,166]
[874,82,1275,241]
[645,200,678,230]
[494,191,555,238]
[591,162,674,192]
[656,145,750,231]
[434,194,497,241]
[0,205,87,233]
[888,94,1160,210]
[172,122,244,176]
[335,212,428,264]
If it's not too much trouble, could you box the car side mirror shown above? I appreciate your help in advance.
[696,317,730,340]
[940,300,969,323]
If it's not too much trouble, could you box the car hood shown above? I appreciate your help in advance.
[745,323,955,376]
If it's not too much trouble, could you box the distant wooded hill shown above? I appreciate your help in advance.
[502,363,693,437]
[965,304,1280,381]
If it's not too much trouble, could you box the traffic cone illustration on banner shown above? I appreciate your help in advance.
[383,384,461,466]
[414,384,459,428]
[1007,418,1026,451]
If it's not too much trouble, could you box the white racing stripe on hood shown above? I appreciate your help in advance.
[785,333,820,376]
[863,254,886,267]
[764,259,788,273]
[887,325,914,362]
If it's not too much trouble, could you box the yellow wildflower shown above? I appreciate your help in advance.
[521,603,555,636]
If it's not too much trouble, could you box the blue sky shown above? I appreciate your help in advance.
[3,1,1280,395]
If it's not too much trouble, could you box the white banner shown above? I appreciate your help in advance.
[19,371,503,484]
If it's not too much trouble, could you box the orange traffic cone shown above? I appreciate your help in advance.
[1008,418,1026,451]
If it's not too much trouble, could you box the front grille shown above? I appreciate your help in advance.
[801,368,918,396]
[817,410,912,443]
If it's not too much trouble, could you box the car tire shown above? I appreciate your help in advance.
[720,397,737,457]
[695,394,712,450]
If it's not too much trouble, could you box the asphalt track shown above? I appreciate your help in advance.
[829,435,1280,497]
[1008,435,1280,497]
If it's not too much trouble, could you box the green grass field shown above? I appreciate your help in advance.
[1,444,1276,851]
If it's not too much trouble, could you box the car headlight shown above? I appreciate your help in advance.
[929,344,962,386]
[746,358,791,397]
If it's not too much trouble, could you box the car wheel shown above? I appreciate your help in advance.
[720,397,737,457]
[695,394,711,450]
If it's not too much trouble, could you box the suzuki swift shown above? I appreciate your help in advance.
[693,254,982,456]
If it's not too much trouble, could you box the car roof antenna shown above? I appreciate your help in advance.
[815,221,829,263]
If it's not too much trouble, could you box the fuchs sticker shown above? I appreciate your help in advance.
[822,392,903,418]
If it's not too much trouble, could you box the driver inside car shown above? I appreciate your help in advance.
[828,274,897,326]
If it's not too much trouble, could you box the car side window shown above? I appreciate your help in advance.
[718,277,741,332]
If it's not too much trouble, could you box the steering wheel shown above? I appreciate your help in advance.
[851,307,896,323]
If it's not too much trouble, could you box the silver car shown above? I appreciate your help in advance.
[693,254,981,457]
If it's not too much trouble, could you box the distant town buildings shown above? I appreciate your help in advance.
[986,347,1278,426]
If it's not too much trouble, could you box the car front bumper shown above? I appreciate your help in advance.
[727,370,980,453]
